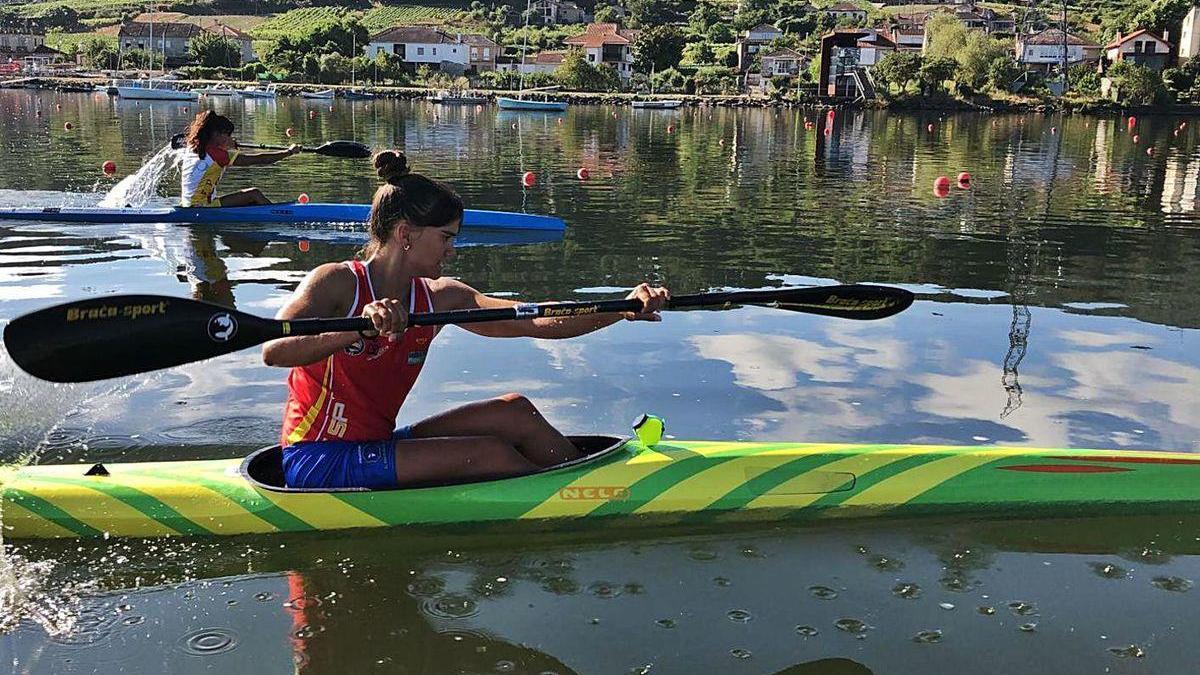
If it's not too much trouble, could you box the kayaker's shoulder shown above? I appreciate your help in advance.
[303,262,358,295]
[425,277,481,309]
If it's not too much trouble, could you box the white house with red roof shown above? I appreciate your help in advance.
[1016,29,1100,71]
[563,23,638,79]
[1104,29,1173,72]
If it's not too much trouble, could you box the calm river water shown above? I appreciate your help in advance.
[0,90,1198,673]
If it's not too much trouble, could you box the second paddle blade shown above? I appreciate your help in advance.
[3,295,279,383]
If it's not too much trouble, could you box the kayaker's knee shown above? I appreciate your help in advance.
[497,392,537,416]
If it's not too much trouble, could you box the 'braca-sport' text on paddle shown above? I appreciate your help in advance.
[4,285,914,383]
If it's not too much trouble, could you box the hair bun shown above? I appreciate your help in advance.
[374,150,410,183]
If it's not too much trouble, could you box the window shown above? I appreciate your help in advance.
[418,47,425,55]
[433,48,437,55]
[471,47,478,59]
[484,47,490,58]
[588,54,595,62]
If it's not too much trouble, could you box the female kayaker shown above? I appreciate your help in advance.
[180,111,300,208]
[262,150,669,490]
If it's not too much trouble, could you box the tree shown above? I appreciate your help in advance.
[1069,62,1100,95]
[650,66,689,92]
[625,0,684,28]
[319,53,352,83]
[986,54,1021,92]
[189,33,241,68]
[554,48,620,91]
[919,56,957,95]
[78,37,119,70]
[40,6,79,31]
[633,25,685,73]
[687,3,720,39]
[594,4,622,24]
[873,51,922,96]
[1105,60,1165,105]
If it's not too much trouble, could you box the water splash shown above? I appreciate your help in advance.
[98,145,182,208]
[0,546,97,636]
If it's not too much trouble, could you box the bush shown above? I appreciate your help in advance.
[1069,62,1100,95]
[650,66,688,93]
[693,65,738,94]
[1105,60,1166,105]
[189,33,241,69]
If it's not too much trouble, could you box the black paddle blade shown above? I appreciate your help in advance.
[763,284,914,320]
[310,141,371,158]
[3,296,280,383]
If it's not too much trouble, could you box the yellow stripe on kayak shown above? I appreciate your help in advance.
[12,478,180,538]
[99,472,280,536]
[0,498,80,538]
[826,446,1031,515]
[256,489,390,531]
[634,446,813,515]
[518,444,683,520]
[742,447,920,512]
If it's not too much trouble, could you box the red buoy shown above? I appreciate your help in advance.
[927,123,934,132]
[286,127,295,138]
[1127,116,1137,126]
[298,193,310,204]
[1050,127,1057,134]
[63,122,73,131]
[309,110,317,119]
[666,124,675,133]
[521,171,536,187]
[576,167,589,180]
[1146,147,1155,155]
[934,175,951,190]
[102,160,116,175]
[718,138,725,146]
[956,171,971,187]
[298,240,310,252]
[1132,134,1140,144]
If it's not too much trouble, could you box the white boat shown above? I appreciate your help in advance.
[497,97,567,111]
[431,90,488,104]
[631,99,683,109]
[195,86,236,96]
[237,84,277,99]
[300,89,335,100]
[114,79,198,102]
[341,89,376,101]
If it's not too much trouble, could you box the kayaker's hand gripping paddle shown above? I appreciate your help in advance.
[4,284,914,383]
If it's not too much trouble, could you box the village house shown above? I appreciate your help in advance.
[1015,28,1100,72]
[825,2,868,24]
[818,29,894,98]
[746,47,810,93]
[0,30,64,72]
[497,49,568,75]
[1104,29,1173,72]
[563,23,637,80]
[366,27,497,74]
[117,19,255,66]
[462,34,498,72]
[529,0,591,25]
[1181,6,1200,60]
[736,23,783,72]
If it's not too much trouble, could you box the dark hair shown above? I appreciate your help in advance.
[364,150,464,257]
[185,111,235,159]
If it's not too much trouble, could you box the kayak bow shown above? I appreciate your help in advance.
[4,436,1200,539]
[0,203,565,230]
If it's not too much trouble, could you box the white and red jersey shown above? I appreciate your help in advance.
[280,260,437,446]
[180,144,237,207]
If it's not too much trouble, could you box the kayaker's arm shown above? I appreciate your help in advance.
[261,264,360,367]
[232,144,301,167]
[431,279,667,339]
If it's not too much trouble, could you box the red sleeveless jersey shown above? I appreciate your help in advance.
[280,260,437,446]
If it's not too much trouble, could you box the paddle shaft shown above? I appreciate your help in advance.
[283,288,905,336]
[3,286,913,382]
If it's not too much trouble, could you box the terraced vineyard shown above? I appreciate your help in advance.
[361,4,464,32]
[250,7,351,41]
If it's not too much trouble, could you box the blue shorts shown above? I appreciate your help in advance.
[282,426,412,489]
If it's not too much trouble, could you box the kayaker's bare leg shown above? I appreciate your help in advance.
[392,436,538,487]
[216,188,270,207]
[410,393,583,467]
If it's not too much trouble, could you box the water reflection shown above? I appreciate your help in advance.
[6,515,1200,673]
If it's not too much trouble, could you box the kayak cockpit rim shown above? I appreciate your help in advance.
[240,434,628,493]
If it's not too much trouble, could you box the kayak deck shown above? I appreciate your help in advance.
[4,438,1200,539]
[0,203,566,230]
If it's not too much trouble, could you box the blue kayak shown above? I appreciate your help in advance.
[0,203,565,231]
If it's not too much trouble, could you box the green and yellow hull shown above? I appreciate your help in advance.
[4,438,1200,539]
